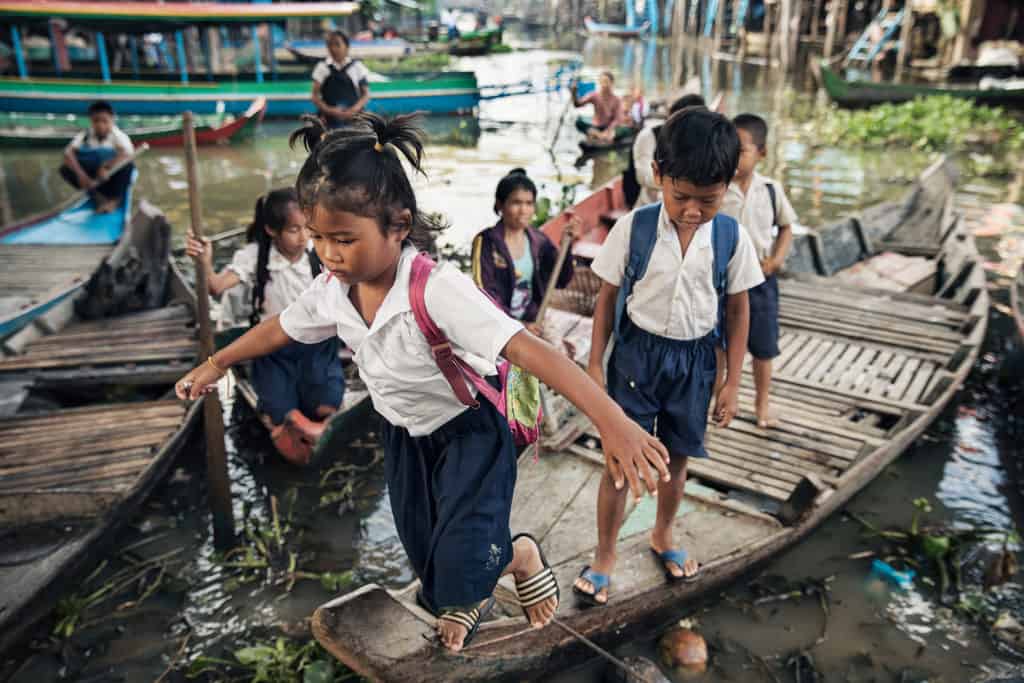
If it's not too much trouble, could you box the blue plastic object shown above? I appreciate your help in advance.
[870,559,916,590]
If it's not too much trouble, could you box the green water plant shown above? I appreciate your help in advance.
[188,636,359,682]
[364,52,450,74]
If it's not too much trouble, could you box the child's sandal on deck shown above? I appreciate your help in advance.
[438,596,496,650]
[572,566,611,607]
[511,533,559,623]
[650,547,702,583]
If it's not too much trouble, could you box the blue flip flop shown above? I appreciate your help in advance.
[572,565,611,607]
[651,547,702,583]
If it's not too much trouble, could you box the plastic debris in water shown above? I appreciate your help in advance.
[870,559,916,590]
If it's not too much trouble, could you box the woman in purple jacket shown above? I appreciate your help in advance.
[471,169,576,331]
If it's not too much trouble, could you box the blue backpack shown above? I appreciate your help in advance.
[613,202,739,345]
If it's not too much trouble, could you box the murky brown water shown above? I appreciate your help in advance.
[1,34,1022,683]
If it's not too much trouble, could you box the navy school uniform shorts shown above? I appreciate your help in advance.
[748,274,780,360]
[250,337,345,425]
[382,394,516,613]
[608,320,717,459]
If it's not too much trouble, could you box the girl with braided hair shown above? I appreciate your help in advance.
[185,188,344,465]
[176,112,669,653]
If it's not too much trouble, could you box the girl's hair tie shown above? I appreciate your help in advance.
[374,141,384,152]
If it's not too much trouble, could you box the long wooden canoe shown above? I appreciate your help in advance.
[583,17,651,37]
[820,62,1024,108]
[0,98,265,148]
[0,202,203,656]
[311,158,989,681]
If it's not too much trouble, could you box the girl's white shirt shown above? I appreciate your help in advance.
[280,246,524,436]
[226,242,316,318]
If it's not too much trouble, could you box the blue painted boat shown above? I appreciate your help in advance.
[0,172,135,338]
[583,17,650,37]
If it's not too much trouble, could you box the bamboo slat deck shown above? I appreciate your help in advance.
[0,303,197,385]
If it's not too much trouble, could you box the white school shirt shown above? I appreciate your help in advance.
[65,124,133,155]
[226,242,315,318]
[722,171,798,261]
[632,124,661,207]
[311,57,370,90]
[280,246,524,436]
[591,206,764,340]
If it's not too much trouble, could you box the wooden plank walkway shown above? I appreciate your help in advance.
[0,401,189,525]
[0,304,196,384]
[541,274,969,509]
[0,244,111,321]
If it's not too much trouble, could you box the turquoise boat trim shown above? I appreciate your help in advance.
[0,284,80,338]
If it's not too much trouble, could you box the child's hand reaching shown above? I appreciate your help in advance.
[596,412,670,497]
[185,231,212,264]
[713,382,738,428]
[175,359,225,401]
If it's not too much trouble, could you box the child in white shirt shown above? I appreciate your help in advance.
[175,112,670,654]
[60,100,135,214]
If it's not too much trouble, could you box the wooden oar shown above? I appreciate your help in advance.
[534,223,575,334]
[171,225,246,255]
[182,111,235,550]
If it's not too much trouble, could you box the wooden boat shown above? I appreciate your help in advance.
[0,169,136,338]
[447,27,503,57]
[311,158,989,681]
[0,201,203,656]
[0,1,479,117]
[583,17,650,38]
[1012,264,1024,345]
[284,38,414,64]
[0,97,265,148]
[820,62,1024,108]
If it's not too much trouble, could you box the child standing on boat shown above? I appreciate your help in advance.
[721,114,797,429]
[175,113,670,652]
[574,108,764,604]
[471,168,577,332]
[60,100,134,215]
[185,188,344,466]
[311,31,371,130]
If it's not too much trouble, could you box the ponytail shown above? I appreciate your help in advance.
[246,188,299,326]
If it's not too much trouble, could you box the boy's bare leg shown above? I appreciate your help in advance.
[712,347,727,415]
[753,358,777,428]
[572,470,630,604]
[649,456,699,578]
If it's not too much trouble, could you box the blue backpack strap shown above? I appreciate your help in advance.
[711,214,740,344]
[613,202,661,341]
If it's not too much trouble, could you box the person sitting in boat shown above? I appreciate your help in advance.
[184,188,345,466]
[470,168,577,334]
[720,113,797,430]
[175,112,669,653]
[59,100,134,215]
[311,30,371,130]
[574,108,763,605]
[572,71,627,144]
[629,93,705,207]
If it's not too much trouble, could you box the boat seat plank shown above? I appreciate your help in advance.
[687,460,792,501]
[509,450,599,546]
[902,360,936,403]
[780,298,964,341]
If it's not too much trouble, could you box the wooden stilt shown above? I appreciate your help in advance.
[182,112,235,550]
[823,0,841,58]
[894,3,914,82]
[811,0,823,40]
[779,0,792,71]
[713,0,727,50]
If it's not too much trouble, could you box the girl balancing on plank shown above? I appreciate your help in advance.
[174,112,670,652]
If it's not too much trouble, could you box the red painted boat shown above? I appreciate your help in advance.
[140,97,266,148]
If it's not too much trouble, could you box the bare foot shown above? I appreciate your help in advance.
[285,409,326,442]
[650,533,699,579]
[95,197,119,214]
[756,404,778,430]
[572,552,614,604]
[512,535,558,628]
[437,598,490,652]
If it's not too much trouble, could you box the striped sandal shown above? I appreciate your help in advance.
[437,595,496,650]
[512,532,560,624]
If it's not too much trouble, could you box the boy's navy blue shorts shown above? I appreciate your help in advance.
[250,337,344,425]
[382,395,516,613]
[748,275,780,360]
[608,321,717,459]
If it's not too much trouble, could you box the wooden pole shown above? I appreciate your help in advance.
[535,230,574,331]
[182,112,235,550]
[713,0,726,51]
[894,3,914,82]
[779,0,792,71]
[823,0,840,58]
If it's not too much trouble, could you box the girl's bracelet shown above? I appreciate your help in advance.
[207,355,227,376]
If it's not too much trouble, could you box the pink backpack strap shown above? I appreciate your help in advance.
[409,253,500,408]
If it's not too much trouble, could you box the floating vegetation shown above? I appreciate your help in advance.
[188,635,359,682]
[364,52,451,74]
[816,96,1024,155]
[319,448,384,514]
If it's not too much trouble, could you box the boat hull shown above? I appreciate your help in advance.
[583,17,650,37]
[820,62,1024,108]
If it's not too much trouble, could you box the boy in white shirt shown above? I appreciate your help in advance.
[60,100,135,214]
[721,114,797,429]
[575,108,764,604]
[630,93,705,207]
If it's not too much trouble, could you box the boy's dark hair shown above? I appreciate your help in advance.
[289,112,444,252]
[327,30,350,47]
[654,108,740,187]
[494,168,536,214]
[733,113,768,149]
[601,70,614,83]
[247,187,301,325]
[668,93,705,116]
[87,100,114,117]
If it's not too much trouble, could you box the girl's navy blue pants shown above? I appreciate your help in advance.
[251,338,344,425]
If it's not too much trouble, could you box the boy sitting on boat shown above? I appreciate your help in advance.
[311,30,371,130]
[720,114,797,429]
[185,188,344,466]
[575,108,764,604]
[60,100,134,215]
[572,71,628,144]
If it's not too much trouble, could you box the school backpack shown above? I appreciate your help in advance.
[613,202,739,345]
[408,253,542,447]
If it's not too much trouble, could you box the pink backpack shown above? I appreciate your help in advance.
[408,253,542,447]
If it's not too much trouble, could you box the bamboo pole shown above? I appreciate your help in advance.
[894,3,914,82]
[823,0,840,59]
[535,229,574,331]
[182,111,235,550]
